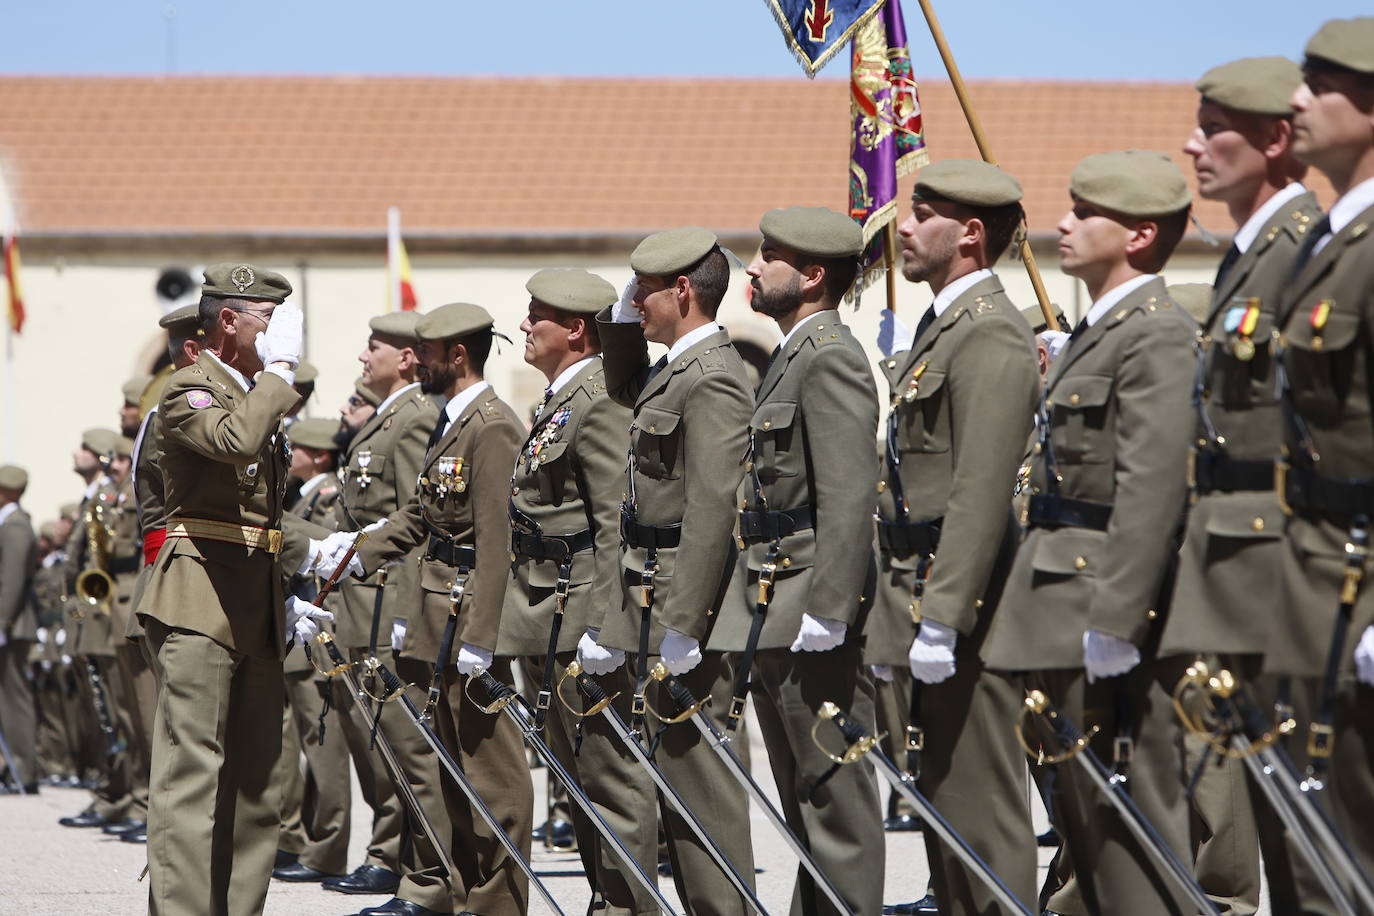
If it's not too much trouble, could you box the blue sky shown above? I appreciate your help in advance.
[5,1,1368,81]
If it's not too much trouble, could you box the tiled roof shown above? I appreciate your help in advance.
[0,76,1335,239]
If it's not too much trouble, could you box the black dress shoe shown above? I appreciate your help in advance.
[273,862,338,882]
[1037,826,1061,847]
[324,864,401,895]
[540,818,576,850]
[274,849,299,869]
[59,809,107,828]
[356,898,437,916]
[532,817,574,842]
[101,818,144,836]
[883,813,924,832]
[883,894,940,915]
[121,827,148,844]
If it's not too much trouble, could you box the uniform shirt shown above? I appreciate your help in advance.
[1313,175,1374,256]
[1234,181,1309,254]
[1084,274,1157,327]
[437,381,491,439]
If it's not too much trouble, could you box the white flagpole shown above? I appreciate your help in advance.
[387,206,402,312]
[0,170,15,462]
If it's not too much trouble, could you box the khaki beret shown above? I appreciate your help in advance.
[81,428,120,458]
[914,159,1023,208]
[294,360,318,385]
[1071,150,1191,218]
[1167,283,1213,323]
[60,502,80,520]
[1020,302,1065,335]
[1196,57,1303,117]
[116,436,135,458]
[369,311,423,342]
[39,521,58,541]
[526,269,618,314]
[416,302,494,342]
[631,227,719,277]
[759,207,864,258]
[1305,18,1374,74]
[122,375,152,406]
[354,378,381,407]
[159,303,201,335]
[201,262,292,303]
[289,418,340,451]
[0,464,27,491]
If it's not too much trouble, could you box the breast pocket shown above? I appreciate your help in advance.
[1215,309,1277,409]
[751,400,799,480]
[1285,308,1362,424]
[1050,374,1114,464]
[631,406,683,480]
[530,439,572,505]
[895,369,949,454]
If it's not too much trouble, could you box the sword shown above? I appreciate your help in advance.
[814,701,1035,916]
[646,663,852,914]
[471,669,679,916]
[1017,690,1220,915]
[560,660,771,916]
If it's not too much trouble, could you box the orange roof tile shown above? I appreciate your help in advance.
[0,76,1335,239]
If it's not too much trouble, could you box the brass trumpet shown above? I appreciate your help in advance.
[74,502,115,610]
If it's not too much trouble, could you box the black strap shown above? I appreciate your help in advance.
[727,542,779,733]
[1284,467,1374,519]
[737,505,814,544]
[876,517,942,559]
[1026,493,1113,531]
[1193,451,1273,494]
[426,537,477,568]
[632,547,656,738]
[532,558,572,731]
[511,528,593,562]
[619,506,682,550]
[1308,517,1368,784]
[365,567,389,750]
[423,561,472,721]
[905,675,923,780]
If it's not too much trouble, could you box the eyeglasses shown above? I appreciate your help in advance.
[229,306,273,323]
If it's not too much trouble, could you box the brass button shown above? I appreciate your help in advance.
[1146,608,1158,621]
[1252,517,1265,532]
[974,599,984,609]
[781,557,792,568]
[886,360,897,369]
[648,425,657,433]
[1069,393,1080,405]
[1033,443,1043,454]
[817,324,826,331]
[762,420,772,430]
[876,480,887,493]
[1074,556,1087,571]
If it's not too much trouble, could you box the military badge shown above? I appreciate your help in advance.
[433,456,465,497]
[901,361,929,403]
[524,407,571,472]
[230,265,255,292]
[356,448,373,489]
[1224,298,1261,362]
[186,390,213,409]
[1310,299,1333,351]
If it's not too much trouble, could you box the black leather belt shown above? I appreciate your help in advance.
[738,504,813,544]
[1195,451,1273,494]
[1284,466,1374,518]
[1027,493,1113,531]
[619,506,682,550]
[426,538,476,569]
[511,528,593,562]
[877,517,942,558]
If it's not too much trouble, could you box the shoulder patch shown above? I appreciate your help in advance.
[185,390,213,409]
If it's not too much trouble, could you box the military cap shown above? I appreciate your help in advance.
[631,227,720,277]
[159,303,201,335]
[354,378,381,407]
[1167,283,1213,323]
[758,207,864,258]
[122,375,152,406]
[914,160,1023,208]
[416,302,494,342]
[0,464,27,491]
[526,269,618,314]
[60,502,80,520]
[1305,18,1374,74]
[369,311,423,341]
[116,436,135,458]
[294,360,318,385]
[39,521,58,540]
[1071,150,1191,217]
[201,262,292,303]
[81,428,120,458]
[289,418,340,451]
[1196,57,1303,117]
[1020,302,1065,335]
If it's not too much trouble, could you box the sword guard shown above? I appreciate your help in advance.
[555,661,616,717]
[811,702,884,765]
[467,670,516,715]
[643,664,707,724]
[1016,690,1098,765]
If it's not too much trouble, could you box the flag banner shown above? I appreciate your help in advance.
[848,0,928,290]
[394,235,417,311]
[3,234,23,334]
[762,0,888,77]
[387,206,418,312]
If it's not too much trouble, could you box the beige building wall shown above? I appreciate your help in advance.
[5,245,1223,524]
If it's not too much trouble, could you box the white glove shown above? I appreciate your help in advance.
[61,653,72,666]
[577,628,625,676]
[285,595,334,646]
[455,643,493,676]
[1040,329,1071,362]
[314,531,363,579]
[877,308,912,358]
[299,538,327,576]
[658,628,703,676]
[390,619,407,653]
[254,302,303,370]
[790,613,847,653]
[612,278,641,323]
[55,628,66,647]
[908,619,958,684]
[363,519,387,534]
[1083,629,1141,683]
[870,664,894,683]
[35,627,48,645]
[1355,625,1374,686]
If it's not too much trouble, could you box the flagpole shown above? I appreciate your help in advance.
[387,206,402,312]
[3,322,13,462]
[913,0,1059,331]
[884,221,899,312]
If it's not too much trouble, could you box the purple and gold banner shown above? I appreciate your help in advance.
[762,0,888,77]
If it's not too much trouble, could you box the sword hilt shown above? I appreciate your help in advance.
[811,700,884,765]
[643,662,707,725]
[308,630,355,678]
[1016,689,1097,765]
[467,669,517,715]
[557,660,617,718]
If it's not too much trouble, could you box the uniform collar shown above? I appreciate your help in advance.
[1233,182,1308,254]
[299,473,330,499]
[374,381,421,416]
[666,322,723,363]
[1085,274,1157,327]
[440,380,491,433]
[0,502,17,526]
[777,309,835,350]
[205,350,251,393]
[548,356,598,398]
[1325,175,1374,242]
[931,268,994,318]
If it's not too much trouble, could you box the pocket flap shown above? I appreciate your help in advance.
[1288,306,1359,353]
[910,368,947,400]
[1031,528,1107,575]
[1051,374,1114,410]
[528,438,570,466]
[632,406,682,436]
[752,400,798,431]
[1202,498,1284,540]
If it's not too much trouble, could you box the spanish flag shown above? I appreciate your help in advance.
[3,232,22,334]
[387,206,418,312]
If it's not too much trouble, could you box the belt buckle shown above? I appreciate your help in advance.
[1275,461,1293,516]
[1307,721,1334,758]
[266,528,283,555]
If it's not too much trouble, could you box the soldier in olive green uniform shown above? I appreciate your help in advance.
[1274,18,1374,895]
[0,464,39,792]
[336,302,531,916]
[139,264,314,916]
[984,152,1198,916]
[1165,56,1321,916]
[708,208,884,916]
[582,227,756,916]
[31,519,78,785]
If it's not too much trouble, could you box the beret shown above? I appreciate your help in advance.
[122,375,152,406]
[0,465,27,491]
[1020,302,1065,335]
[354,378,381,407]
[201,262,292,303]
[294,360,318,385]
[526,269,619,314]
[631,227,720,276]
[116,436,135,458]
[1167,282,1213,323]
[1071,150,1191,217]
[60,502,80,520]
[759,207,864,258]
[39,521,57,540]
[416,302,494,342]
[1197,57,1303,116]
[1305,17,1374,74]
[81,428,120,457]
[159,303,201,335]
[369,311,423,341]
[288,418,340,451]
[914,159,1023,208]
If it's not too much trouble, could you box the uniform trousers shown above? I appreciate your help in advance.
[145,620,284,916]
[34,659,77,780]
[113,637,157,819]
[277,666,352,873]
[84,652,136,820]
[0,638,37,787]
[874,667,918,821]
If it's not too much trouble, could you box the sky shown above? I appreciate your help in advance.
[3,0,1369,82]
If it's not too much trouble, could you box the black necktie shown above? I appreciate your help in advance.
[913,307,936,345]
[426,409,450,450]
[1213,243,1240,288]
[1069,317,1088,341]
[645,354,669,385]
[532,387,553,422]
[1291,215,1333,280]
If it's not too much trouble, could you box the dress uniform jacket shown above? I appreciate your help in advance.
[106,475,143,643]
[357,386,522,657]
[712,310,879,650]
[332,385,436,650]
[499,358,631,656]
[1164,189,1323,657]
[139,352,302,660]
[594,315,753,651]
[0,505,38,642]
[128,407,164,635]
